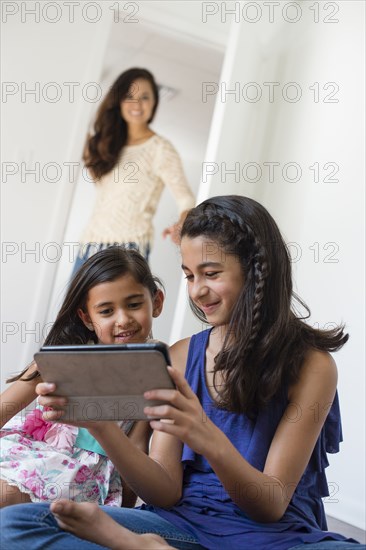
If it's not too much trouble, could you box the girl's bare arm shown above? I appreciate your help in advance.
[121,421,151,507]
[0,363,40,428]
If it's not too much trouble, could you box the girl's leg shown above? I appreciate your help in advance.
[0,480,31,508]
[51,500,173,549]
[0,501,204,550]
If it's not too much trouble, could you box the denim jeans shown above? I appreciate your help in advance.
[1,503,364,550]
[72,242,150,279]
[0,503,204,550]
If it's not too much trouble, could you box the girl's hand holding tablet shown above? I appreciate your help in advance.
[144,365,221,457]
[36,382,99,429]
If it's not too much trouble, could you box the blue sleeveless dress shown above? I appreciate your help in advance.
[147,329,355,549]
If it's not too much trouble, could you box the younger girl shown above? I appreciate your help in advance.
[0,246,164,508]
[2,196,364,549]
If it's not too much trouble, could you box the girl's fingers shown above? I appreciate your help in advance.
[145,366,195,402]
[42,408,65,421]
[144,395,201,425]
[36,382,68,409]
[144,368,199,421]
[143,388,188,414]
[38,395,67,409]
[36,382,56,396]
[144,404,180,421]
[149,419,177,435]
[167,366,195,398]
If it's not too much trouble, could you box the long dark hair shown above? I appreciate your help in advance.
[83,68,159,180]
[8,247,163,383]
[181,195,348,416]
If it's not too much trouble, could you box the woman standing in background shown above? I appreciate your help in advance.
[73,67,195,274]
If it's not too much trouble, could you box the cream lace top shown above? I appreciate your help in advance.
[80,134,195,248]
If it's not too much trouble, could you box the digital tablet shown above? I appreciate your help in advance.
[34,342,174,421]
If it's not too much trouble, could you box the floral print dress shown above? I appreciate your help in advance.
[0,409,133,505]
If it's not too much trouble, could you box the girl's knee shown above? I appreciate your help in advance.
[1,503,53,548]
[0,480,31,508]
[1,502,52,527]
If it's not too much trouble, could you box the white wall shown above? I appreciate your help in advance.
[172,2,365,528]
[1,7,112,383]
[260,8,365,528]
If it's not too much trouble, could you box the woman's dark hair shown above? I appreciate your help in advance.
[83,68,159,180]
[8,246,163,383]
[181,195,348,416]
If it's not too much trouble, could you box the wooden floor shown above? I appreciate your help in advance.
[326,516,366,544]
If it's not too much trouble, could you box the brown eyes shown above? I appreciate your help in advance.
[124,95,151,101]
[184,272,220,281]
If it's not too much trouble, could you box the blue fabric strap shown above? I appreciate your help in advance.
[75,428,108,456]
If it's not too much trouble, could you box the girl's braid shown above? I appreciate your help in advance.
[248,234,268,352]
[222,210,269,352]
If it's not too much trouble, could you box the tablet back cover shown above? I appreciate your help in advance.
[35,348,174,421]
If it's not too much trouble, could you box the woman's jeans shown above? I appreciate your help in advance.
[0,503,364,550]
[72,242,150,278]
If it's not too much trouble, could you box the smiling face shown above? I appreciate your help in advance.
[180,236,244,331]
[120,78,156,126]
[78,273,163,345]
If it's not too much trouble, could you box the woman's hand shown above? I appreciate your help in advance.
[162,222,181,244]
[162,210,189,245]
[143,366,221,457]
